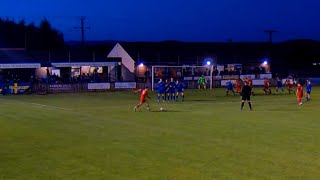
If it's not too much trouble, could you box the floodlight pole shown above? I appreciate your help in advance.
[264,30,277,43]
[74,16,90,47]
[151,66,155,91]
[210,65,214,89]
[264,30,277,73]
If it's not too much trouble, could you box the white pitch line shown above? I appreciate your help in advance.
[0,99,73,111]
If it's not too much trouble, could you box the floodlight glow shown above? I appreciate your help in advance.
[139,63,144,67]
[263,60,268,65]
[206,61,211,65]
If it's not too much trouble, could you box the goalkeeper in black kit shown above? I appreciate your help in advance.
[241,81,252,110]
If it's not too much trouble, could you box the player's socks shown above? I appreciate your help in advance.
[248,102,252,110]
[182,95,184,101]
[176,95,178,101]
[162,96,165,102]
[241,102,244,109]
[157,95,160,102]
[134,105,140,112]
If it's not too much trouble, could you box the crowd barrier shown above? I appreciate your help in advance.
[32,82,137,93]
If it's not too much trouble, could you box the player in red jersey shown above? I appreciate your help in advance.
[263,78,271,95]
[235,79,242,93]
[134,86,151,112]
[248,77,253,87]
[243,77,249,85]
[296,82,303,105]
[285,78,293,94]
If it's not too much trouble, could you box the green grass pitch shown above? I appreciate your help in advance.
[0,87,320,179]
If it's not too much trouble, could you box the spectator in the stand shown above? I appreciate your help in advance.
[205,68,210,76]
[213,67,219,76]
[225,68,229,75]
[183,68,188,77]
[177,71,181,78]
[93,67,99,75]
[233,69,237,75]
[46,68,50,77]
[235,69,240,75]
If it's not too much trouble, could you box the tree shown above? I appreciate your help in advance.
[0,18,64,50]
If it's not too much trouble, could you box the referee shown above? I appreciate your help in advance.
[241,81,252,110]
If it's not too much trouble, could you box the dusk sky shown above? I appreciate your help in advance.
[1,0,320,42]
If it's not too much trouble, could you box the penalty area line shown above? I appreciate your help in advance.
[0,99,73,111]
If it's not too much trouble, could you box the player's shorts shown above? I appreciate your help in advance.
[307,91,311,94]
[139,98,146,105]
[158,89,165,94]
[170,89,175,94]
[227,87,233,90]
[177,89,184,93]
[242,95,250,101]
[277,83,283,88]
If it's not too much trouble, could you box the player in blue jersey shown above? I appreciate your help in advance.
[276,77,284,93]
[226,80,235,95]
[157,79,166,102]
[165,79,170,101]
[175,79,185,101]
[306,80,312,101]
[169,78,176,101]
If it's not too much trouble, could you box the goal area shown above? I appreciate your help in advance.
[151,65,214,91]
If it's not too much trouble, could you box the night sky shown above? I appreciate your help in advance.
[1,0,320,42]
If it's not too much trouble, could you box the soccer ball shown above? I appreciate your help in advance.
[160,107,163,112]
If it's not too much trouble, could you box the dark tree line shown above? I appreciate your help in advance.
[0,18,64,50]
